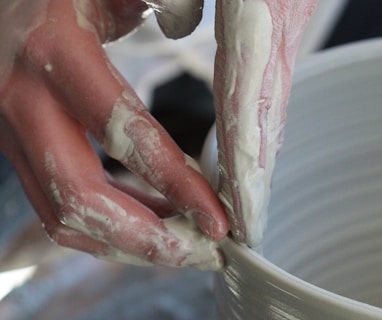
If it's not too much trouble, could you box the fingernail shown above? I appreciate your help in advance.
[193,211,214,238]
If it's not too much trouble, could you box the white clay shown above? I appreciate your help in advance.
[98,194,127,217]
[72,0,98,34]
[45,152,65,206]
[97,214,223,270]
[215,0,317,246]
[216,0,275,246]
[50,181,64,205]
[163,214,222,270]
[45,151,221,269]
[62,203,106,240]
[96,248,154,267]
[44,63,53,72]
[184,154,202,173]
[143,0,203,39]
[103,93,139,161]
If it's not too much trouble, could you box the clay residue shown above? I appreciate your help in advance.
[143,0,203,39]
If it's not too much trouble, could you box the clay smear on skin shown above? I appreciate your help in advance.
[44,152,143,259]
[46,150,221,269]
[72,0,96,32]
[103,93,222,269]
[98,215,222,270]
[59,0,220,269]
[102,91,163,181]
[104,91,203,188]
[44,63,53,72]
[163,215,222,270]
[216,0,274,245]
[88,211,222,270]
[216,0,317,246]
[45,152,65,207]
[232,1,275,244]
[45,152,123,240]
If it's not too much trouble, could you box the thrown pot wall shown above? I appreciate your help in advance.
[201,39,382,320]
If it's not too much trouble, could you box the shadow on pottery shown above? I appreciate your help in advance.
[201,39,382,320]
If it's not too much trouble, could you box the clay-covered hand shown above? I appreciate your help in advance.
[0,0,228,270]
[213,0,319,247]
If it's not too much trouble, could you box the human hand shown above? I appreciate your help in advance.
[0,0,228,270]
[213,0,319,246]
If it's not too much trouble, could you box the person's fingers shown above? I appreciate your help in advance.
[213,0,318,246]
[3,72,224,269]
[22,5,228,240]
[214,0,273,245]
[101,96,229,240]
[0,118,110,255]
[106,173,177,219]
[2,131,219,270]
[71,0,149,42]
[144,0,204,39]
[95,214,224,270]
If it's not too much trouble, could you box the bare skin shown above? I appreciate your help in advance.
[0,0,228,270]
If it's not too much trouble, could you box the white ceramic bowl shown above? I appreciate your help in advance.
[201,39,382,319]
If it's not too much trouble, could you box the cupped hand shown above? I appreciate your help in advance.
[0,0,229,270]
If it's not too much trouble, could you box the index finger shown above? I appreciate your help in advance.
[213,0,318,246]
[103,91,228,240]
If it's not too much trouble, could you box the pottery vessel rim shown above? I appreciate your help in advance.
[222,239,382,316]
[220,38,382,316]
